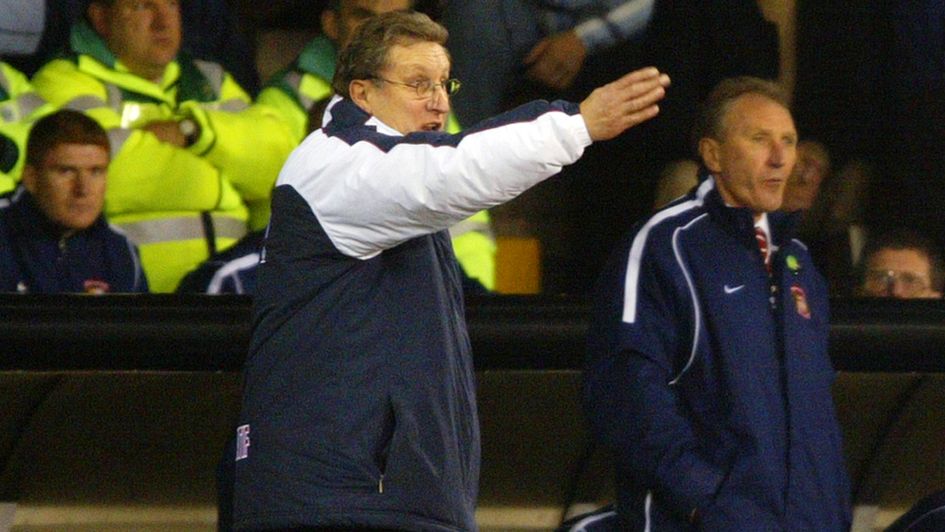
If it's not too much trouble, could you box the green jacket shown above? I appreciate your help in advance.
[0,62,53,194]
[32,21,296,292]
[258,35,496,289]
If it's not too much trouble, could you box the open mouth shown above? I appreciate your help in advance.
[422,123,442,132]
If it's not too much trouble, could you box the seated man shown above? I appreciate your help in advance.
[859,228,944,299]
[32,0,295,292]
[0,109,147,293]
[0,61,52,193]
[258,0,497,289]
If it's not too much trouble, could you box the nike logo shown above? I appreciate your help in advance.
[724,284,745,294]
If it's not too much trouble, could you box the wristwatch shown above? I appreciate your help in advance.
[178,117,199,147]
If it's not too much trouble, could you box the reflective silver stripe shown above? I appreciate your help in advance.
[115,214,246,246]
[216,98,248,112]
[65,95,108,112]
[285,71,314,111]
[106,127,132,155]
[193,59,248,112]
[448,219,495,241]
[15,92,46,118]
[194,59,224,93]
[106,83,123,109]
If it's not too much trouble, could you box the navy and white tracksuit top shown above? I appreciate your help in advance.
[0,188,147,293]
[585,178,851,531]
[233,97,591,531]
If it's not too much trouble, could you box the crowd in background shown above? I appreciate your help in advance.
[0,0,942,301]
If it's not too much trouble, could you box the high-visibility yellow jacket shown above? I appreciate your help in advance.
[32,21,296,292]
[257,36,496,289]
[0,62,53,194]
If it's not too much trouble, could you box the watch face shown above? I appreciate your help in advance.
[179,118,197,137]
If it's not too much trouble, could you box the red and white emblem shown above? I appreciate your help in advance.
[790,285,811,319]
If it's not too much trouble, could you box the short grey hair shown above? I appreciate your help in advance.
[692,76,790,155]
[332,10,448,99]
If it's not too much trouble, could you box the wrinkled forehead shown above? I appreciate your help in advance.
[382,39,451,74]
[869,248,933,274]
[721,93,795,135]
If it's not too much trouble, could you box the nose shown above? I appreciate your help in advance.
[889,279,911,299]
[427,85,450,114]
[769,141,788,168]
[73,171,98,197]
[72,176,88,197]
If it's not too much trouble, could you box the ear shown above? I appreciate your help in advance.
[21,165,37,195]
[87,2,111,39]
[699,137,723,174]
[321,9,340,43]
[349,79,373,114]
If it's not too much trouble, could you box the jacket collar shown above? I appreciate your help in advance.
[701,174,799,250]
[296,35,338,82]
[324,96,403,136]
[7,188,107,243]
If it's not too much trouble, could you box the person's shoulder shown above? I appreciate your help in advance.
[629,188,713,254]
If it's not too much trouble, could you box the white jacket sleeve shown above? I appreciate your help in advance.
[278,98,592,259]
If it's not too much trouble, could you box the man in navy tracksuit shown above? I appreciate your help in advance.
[585,77,851,530]
[0,110,147,294]
[230,10,670,531]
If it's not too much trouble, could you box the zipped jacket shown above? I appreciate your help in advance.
[0,188,147,293]
[233,96,591,530]
[585,178,851,530]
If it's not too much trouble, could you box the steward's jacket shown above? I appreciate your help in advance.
[0,62,52,194]
[233,97,591,530]
[585,178,851,530]
[257,35,497,289]
[31,21,295,292]
[0,188,148,293]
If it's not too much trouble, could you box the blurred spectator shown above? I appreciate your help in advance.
[259,0,418,143]
[442,0,655,127]
[0,0,44,56]
[446,0,780,293]
[0,61,53,194]
[0,110,147,294]
[31,0,295,292]
[651,159,698,210]
[6,0,260,95]
[859,229,944,299]
[783,140,847,294]
[176,230,263,295]
[257,0,497,290]
[782,139,829,213]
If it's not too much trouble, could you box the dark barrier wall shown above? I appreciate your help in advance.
[2,294,945,371]
[1,295,944,527]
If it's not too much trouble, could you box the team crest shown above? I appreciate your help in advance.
[790,285,811,319]
[83,279,111,294]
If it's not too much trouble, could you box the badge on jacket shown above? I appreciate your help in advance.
[790,285,811,319]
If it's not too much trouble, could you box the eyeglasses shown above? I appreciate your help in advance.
[372,77,462,98]
[863,269,932,297]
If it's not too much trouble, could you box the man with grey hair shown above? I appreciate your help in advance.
[232,10,669,531]
[585,76,851,530]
